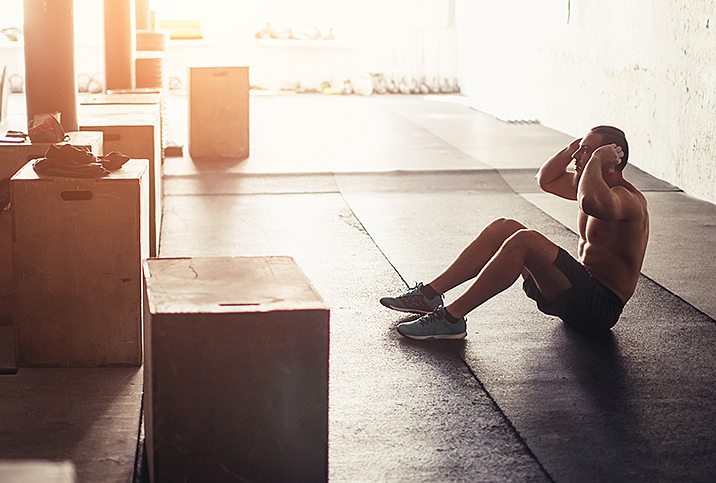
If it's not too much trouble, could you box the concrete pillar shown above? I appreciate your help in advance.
[23,0,78,132]
[135,0,151,31]
[104,0,136,90]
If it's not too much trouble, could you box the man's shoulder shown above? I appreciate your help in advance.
[618,181,649,210]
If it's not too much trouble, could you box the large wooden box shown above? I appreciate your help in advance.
[12,159,150,367]
[0,131,104,180]
[188,66,249,160]
[79,104,161,256]
[143,256,329,483]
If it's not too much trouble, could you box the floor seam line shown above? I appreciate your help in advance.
[332,173,409,289]
[455,346,557,483]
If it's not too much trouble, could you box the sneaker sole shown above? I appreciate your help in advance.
[380,299,433,315]
[398,330,467,341]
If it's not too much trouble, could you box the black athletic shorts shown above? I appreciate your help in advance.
[522,247,624,331]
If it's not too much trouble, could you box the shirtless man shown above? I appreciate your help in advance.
[380,125,649,339]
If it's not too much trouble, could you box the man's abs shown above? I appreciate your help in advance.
[578,208,648,304]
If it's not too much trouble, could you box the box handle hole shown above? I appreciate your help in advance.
[61,190,93,201]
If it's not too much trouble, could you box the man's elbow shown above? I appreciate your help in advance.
[535,172,554,193]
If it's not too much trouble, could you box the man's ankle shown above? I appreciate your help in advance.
[443,306,460,324]
[420,283,440,300]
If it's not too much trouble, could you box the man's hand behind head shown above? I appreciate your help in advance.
[592,144,624,173]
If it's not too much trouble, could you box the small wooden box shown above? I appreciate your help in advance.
[12,159,150,367]
[188,66,249,160]
[79,104,161,256]
[143,256,329,483]
[0,131,104,180]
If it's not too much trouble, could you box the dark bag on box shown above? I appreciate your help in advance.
[28,112,68,143]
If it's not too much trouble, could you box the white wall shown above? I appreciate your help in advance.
[457,0,716,204]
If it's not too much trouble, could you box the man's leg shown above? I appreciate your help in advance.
[382,218,534,317]
[445,228,572,318]
[428,218,528,294]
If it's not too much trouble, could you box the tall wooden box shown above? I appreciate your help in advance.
[12,159,150,367]
[143,256,329,483]
[79,104,161,256]
[2,133,104,327]
[0,207,11,326]
[188,66,249,160]
[0,131,104,180]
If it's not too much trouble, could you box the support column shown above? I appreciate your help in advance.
[135,0,151,31]
[23,0,78,132]
[104,0,136,91]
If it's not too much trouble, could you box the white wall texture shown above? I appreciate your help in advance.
[456,0,716,204]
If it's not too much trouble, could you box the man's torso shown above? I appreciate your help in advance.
[577,184,649,304]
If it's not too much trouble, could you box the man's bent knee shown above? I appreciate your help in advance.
[488,217,527,234]
[504,229,560,260]
[505,228,542,247]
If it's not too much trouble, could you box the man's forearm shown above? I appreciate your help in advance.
[536,141,577,187]
[578,157,611,213]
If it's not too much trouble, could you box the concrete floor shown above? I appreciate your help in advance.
[2,92,716,482]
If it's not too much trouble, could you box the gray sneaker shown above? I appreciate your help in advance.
[397,306,467,340]
[380,282,443,314]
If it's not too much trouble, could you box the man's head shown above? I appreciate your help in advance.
[572,125,629,174]
[589,125,629,171]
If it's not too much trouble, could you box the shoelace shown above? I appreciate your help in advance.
[419,308,444,326]
[397,283,424,303]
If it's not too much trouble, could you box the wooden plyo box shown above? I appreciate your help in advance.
[12,159,150,367]
[80,90,167,157]
[188,66,249,160]
[1,132,103,329]
[79,104,161,256]
[143,256,329,483]
[0,208,11,325]
[0,131,104,180]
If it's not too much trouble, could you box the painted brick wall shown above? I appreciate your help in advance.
[457,0,716,204]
